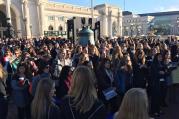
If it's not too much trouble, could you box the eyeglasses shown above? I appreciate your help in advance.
[45,66,50,68]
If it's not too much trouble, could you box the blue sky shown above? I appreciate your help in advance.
[51,0,179,14]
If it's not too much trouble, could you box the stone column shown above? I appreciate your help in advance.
[117,12,123,36]
[22,0,31,38]
[6,0,11,24]
[39,3,45,36]
[102,14,108,37]
[108,11,112,38]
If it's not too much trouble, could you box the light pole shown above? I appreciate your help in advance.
[30,24,32,38]
[130,23,135,37]
[124,26,129,36]
[91,0,94,29]
[137,25,142,36]
[177,17,179,35]
[123,0,126,11]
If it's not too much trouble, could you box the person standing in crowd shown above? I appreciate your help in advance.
[51,43,60,60]
[89,45,100,72]
[52,48,72,79]
[162,50,176,107]
[11,48,22,73]
[97,58,120,113]
[65,49,72,66]
[112,45,123,73]
[32,61,51,96]
[150,53,165,117]
[128,43,136,63]
[2,49,13,94]
[31,78,61,119]
[11,63,31,119]
[61,66,107,119]
[72,45,83,67]
[143,41,151,57]
[0,64,8,119]
[55,66,73,100]
[133,50,148,88]
[114,88,150,119]
[115,54,133,95]
[77,53,90,66]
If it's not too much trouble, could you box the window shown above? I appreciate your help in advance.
[59,25,63,31]
[48,25,54,31]
[48,16,55,21]
[58,16,64,21]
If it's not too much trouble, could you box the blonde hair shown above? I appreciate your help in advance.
[116,88,149,119]
[89,45,100,56]
[69,66,97,113]
[112,45,123,60]
[0,64,7,80]
[31,78,54,119]
[134,50,146,65]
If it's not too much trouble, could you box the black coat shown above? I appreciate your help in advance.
[60,96,107,119]
[96,68,119,92]
[0,79,6,97]
[133,62,148,88]
[47,104,61,119]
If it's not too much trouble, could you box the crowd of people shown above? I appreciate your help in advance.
[0,36,179,119]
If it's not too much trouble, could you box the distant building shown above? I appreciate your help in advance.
[123,14,154,37]
[123,11,179,36]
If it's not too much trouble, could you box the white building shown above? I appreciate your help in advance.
[122,14,154,37]
[0,0,123,38]
[123,11,179,36]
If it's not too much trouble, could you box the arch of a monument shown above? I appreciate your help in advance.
[0,1,22,37]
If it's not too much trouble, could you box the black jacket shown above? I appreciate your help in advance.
[60,96,107,119]
[0,79,7,97]
[47,104,61,119]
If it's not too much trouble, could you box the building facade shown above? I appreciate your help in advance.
[122,14,154,37]
[123,11,179,36]
[0,0,122,38]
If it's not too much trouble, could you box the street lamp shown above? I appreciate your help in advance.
[137,25,142,36]
[91,0,94,29]
[30,24,32,38]
[130,23,135,37]
[124,26,129,36]
[177,17,179,35]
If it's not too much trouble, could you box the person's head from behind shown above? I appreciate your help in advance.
[38,61,50,74]
[69,66,97,113]
[153,53,163,64]
[17,62,27,75]
[32,78,55,119]
[116,88,149,119]
[59,66,73,81]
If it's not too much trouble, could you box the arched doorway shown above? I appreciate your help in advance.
[0,4,20,38]
[0,5,7,38]
[48,25,54,31]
